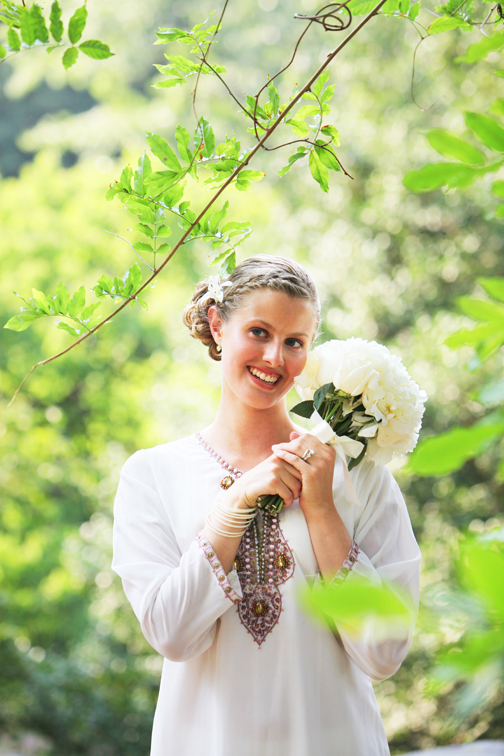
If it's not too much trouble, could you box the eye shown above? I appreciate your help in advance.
[251,327,267,338]
[286,338,304,349]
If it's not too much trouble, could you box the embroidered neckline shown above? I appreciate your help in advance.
[195,432,295,647]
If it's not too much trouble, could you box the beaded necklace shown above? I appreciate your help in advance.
[196,431,295,647]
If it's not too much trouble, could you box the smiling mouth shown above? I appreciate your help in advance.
[248,367,281,385]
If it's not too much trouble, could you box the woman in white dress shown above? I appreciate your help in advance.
[112,255,421,756]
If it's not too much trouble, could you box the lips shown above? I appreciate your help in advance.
[248,366,281,385]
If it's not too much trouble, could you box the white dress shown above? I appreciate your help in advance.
[112,433,421,756]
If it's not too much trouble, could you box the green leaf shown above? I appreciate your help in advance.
[132,241,153,253]
[19,8,36,46]
[494,71,504,79]
[491,180,504,198]
[49,1,63,42]
[31,288,51,314]
[425,129,485,165]
[62,47,79,70]
[68,5,87,44]
[0,46,5,60]
[238,170,265,181]
[143,170,179,195]
[294,104,321,120]
[278,147,308,177]
[428,16,472,33]
[465,111,504,153]
[444,322,502,349]
[403,163,481,192]
[477,380,504,405]
[4,312,42,331]
[122,263,142,295]
[462,544,504,616]
[321,124,341,146]
[146,132,181,171]
[54,282,70,313]
[79,39,114,59]
[133,153,152,196]
[156,224,172,238]
[408,422,504,476]
[320,85,335,104]
[57,321,82,338]
[456,296,504,323]
[68,285,86,317]
[156,243,171,255]
[163,182,185,207]
[309,150,329,193]
[120,165,133,192]
[290,400,315,419]
[175,123,192,162]
[477,277,504,303]
[490,98,504,118]
[286,118,309,138]
[313,71,329,98]
[268,83,280,118]
[219,252,236,276]
[314,144,340,172]
[194,117,215,158]
[30,4,49,43]
[457,30,504,63]
[7,27,20,51]
[133,223,154,238]
[409,2,420,19]
[80,302,101,323]
[313,383,333,412]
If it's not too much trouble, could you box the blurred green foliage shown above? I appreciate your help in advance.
[1,0,504,754]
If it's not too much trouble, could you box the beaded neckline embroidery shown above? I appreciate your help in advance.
[195,432,295,647]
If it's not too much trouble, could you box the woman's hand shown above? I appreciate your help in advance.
[221,453,303,511]
[271,432,337,518]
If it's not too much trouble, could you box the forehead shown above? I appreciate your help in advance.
[232,288,317,332]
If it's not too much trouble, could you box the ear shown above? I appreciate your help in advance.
[208,305,223,346]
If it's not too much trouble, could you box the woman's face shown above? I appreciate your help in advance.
[209,288,317,411]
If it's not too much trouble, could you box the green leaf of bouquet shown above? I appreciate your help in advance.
[4,312,42,331]
[407,422,504,476]
[309,151,329,193]
[7,27,21,51]
[68,285,86,317]
[427,16,471,34]
[19,7,36,46]
[321,124,341,145]
[30,4,49,43]
[290,400,315,419]
[62,46,79,70]
[456,296,504,323]
[465,111,504,153]
[477,277,504,303]
[79,39,114,59]
[146,132,181,171]
[49,1,63,42]
[175,123,192,162]
[313,383,333,413]
[57,321,82,338]
[68,5,87,44]
[457,29,504,63]
[194,117,215,158]
[133,153,152,196]
[425,129,485,165]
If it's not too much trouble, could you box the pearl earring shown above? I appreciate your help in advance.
[216,345,222,353]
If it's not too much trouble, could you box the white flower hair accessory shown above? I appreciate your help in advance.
[201,275,232,304]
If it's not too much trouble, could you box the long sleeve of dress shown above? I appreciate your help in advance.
[329,460,421,681]
[111,450,242,663]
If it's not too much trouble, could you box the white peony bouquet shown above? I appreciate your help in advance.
[257,338,427,514]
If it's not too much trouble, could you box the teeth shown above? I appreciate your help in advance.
[250,367,279,384]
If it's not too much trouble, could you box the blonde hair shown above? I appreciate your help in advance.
[182,255,320,361]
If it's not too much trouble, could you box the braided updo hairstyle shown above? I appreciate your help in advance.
[182,255,320,361]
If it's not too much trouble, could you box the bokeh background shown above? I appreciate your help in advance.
[1,0,503,753]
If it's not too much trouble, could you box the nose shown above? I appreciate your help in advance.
[263,339,284,368]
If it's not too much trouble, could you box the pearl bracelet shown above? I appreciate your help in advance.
[205,497,258,538]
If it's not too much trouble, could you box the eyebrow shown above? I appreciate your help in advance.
[250,319,310,338]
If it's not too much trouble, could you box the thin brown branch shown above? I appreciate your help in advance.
[192,0,230,121]
[104,230,155,271]
[9,0,387,404]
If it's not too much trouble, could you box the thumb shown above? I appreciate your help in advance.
[290,431,301,441]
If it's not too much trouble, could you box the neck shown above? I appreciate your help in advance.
[201,384,296,470]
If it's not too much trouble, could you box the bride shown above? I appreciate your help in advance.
[112,255,421,756]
